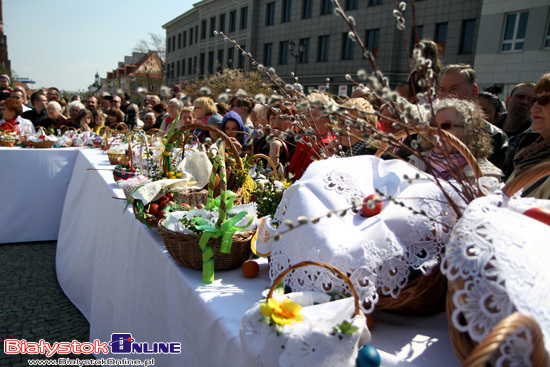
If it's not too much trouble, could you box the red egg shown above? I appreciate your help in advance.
[362,194,383,217]
[522,207,550,227]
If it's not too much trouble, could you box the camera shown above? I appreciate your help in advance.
[0,89,12,101]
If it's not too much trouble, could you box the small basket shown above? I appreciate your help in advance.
[113,165,141,181]
[108,152,129,165]
[31,127,56,149]
[158,219,254,270]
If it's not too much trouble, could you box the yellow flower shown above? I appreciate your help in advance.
[176,172,182,178]
[260,298,304,326]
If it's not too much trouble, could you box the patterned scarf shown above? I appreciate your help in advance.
[427,150,467,180]
[512,137,550,176]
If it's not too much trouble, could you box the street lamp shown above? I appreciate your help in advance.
[288,40,305,76]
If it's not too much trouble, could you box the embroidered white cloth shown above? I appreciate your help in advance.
[268,156,463,313]
[441,193,550,365]
[240,291,370,367]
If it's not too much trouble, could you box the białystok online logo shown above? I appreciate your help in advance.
[4,333,181,357]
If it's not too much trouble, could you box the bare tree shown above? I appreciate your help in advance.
[133,33,166,62]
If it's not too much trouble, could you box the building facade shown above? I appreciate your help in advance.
[163,0,485,95]
[97,51,164,97]
[474,0,550,96]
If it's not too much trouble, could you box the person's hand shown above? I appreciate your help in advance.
[227,137,242,152]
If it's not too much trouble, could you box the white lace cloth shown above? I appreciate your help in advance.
[240,291,370,367]
[268,156,463,313]
[441,193,550,366]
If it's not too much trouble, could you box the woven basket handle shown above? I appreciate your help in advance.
[502,160,550,197]
[253,153,280,180]
[164,123,243,177]
[375,126,483,179]
[267,261,362,317]
[145,128,166,138]
[463,313,548,367]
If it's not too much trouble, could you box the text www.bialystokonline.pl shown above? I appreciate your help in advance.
[27,358,155,366]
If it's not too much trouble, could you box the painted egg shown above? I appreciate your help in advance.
[356,344,381,367]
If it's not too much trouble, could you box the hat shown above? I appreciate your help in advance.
[207,113,223,128]
[0,74,10,84]
[171,84,181,93]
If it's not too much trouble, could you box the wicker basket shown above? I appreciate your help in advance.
[113,165,141,181]
[30,127,56,149]
[446,161,550,364]
[108,152,129,165]
[158,218,254,270]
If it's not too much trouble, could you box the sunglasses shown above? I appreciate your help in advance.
[435,121,465,130]
[529,95,550,107]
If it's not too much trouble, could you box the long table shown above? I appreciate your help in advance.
[0,147,80,244]
[56,149,460,366]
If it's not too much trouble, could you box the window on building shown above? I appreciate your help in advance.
[459,19,476,54]
[183,31,187,47]
[365,28,380,57]
[279,41,290,64]
[194,56,197,73]
[195,25,198,43]
[546,20,550,48]
[369,0,382,5]
[210,17,216,37]
[240,7,249,30]
[435,22,448,53]
[282,0,292,23]
[178,33,182,49]
[228,48,234,69]
[238,45,246,69]
[321,0,332,15]
[188,57,193,74]
[170,63,175,79]
[189,28,194,45]
[176,60,180,76]
[172,36,176,52]
[341,33,354,60]
[502,11,529,52]
[266,2,275,26]
[345,0,358,10]
[200,53,205,76]
[219,14,226,33]
[264,43,273,66]
[201,20,207,39]
[317,35,330,62]
[217,49,224,72]
[302,0,312,19]
[208,51,214,74]
[182,59,186,76]
[167,38,171,53]
[229,10,237,32]
[299,38,310,63]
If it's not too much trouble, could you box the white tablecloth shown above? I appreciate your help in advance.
[56,149,459,366]
[0,147,79,244]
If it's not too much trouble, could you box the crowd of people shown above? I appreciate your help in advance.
[1,42,549,198]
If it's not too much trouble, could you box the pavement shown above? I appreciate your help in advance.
[0,241,94,366]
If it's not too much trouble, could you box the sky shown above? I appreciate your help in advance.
[3,0,196,92]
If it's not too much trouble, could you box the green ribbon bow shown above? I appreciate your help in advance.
[206,190,237,211]
[192,211,254,284]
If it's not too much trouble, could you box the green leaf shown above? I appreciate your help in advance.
[335,320,358,335]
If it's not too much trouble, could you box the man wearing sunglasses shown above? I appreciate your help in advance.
[439,64,509,171]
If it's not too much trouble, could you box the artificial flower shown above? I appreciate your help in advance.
[260,297,304,326]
